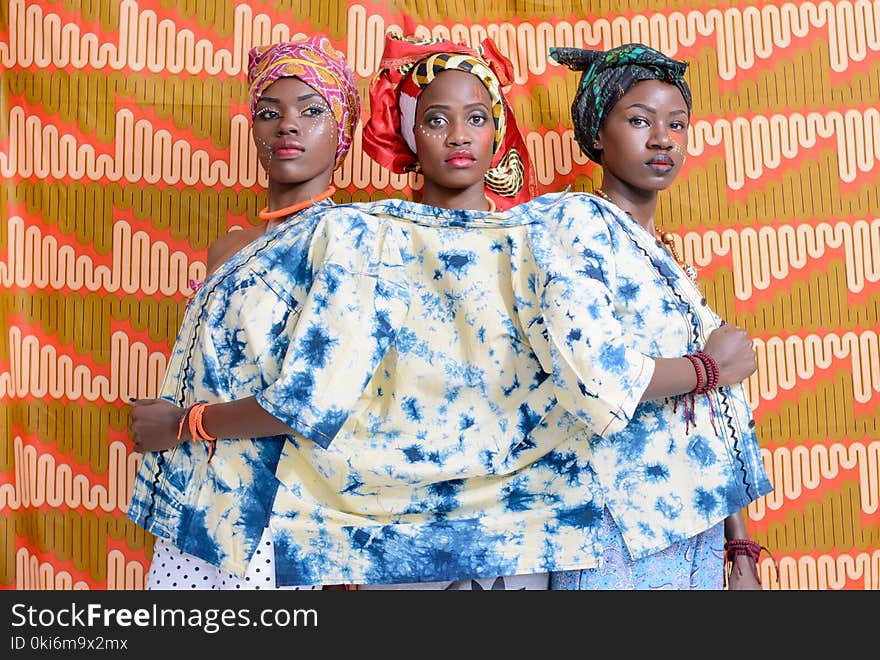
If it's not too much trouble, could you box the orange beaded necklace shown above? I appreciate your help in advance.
[258,186,336,222]
[656,226,698,282]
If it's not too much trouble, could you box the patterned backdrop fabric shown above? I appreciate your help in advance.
[1,0,878,590]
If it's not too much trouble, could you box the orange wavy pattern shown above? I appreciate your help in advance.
[2,0,877,590]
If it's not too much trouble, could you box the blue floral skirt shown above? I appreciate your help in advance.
[550,506,725,590]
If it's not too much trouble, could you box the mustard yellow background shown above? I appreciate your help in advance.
[1,0,878,590]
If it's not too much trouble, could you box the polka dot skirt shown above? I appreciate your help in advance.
[146,526,320,590]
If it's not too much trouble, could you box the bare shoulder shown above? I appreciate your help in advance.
[206,227,262,275]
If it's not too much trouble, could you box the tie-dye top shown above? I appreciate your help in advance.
[126,191,771,586]
[528,192,772,560]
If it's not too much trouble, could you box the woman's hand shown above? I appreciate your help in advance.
[129,399,189,453]
[703,324,757,387]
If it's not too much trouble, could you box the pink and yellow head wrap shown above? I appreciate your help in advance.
[247,36,361,167]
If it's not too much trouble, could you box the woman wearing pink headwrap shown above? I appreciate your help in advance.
[206,36,360,274]
[126,35,362,590]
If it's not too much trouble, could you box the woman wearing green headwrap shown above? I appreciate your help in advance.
[541,43,774,589]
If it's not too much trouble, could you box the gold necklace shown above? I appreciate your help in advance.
[594,188,698,283]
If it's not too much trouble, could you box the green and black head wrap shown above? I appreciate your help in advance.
[549,43,692,164]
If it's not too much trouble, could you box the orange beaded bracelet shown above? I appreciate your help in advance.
[187,403,215,441]
[176,402,217,462]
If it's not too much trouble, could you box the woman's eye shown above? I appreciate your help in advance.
[256,108,279,120]
[629,116,648,127]
[469,113,488,127]
[303,105,329,117]
[424,115,447,129]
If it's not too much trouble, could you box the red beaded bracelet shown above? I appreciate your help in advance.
[724,538,777,587]
[694,351,719,392]
[683,353,704,394]
[676,352,720,435]
[724,538,765,562]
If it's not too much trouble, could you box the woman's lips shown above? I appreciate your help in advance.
[273,141,306,158]
[446,150,477,168]
[646,154,674,172]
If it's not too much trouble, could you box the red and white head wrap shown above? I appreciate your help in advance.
[247,36,361,167]
[362,33,536,208]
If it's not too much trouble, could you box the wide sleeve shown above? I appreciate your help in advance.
[527,195,654,439]
[256,211,410,448]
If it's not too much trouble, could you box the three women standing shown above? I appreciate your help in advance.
[127,36,772,591]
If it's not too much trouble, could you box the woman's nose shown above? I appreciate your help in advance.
[649,125,673,148]
[447,121,471,146]
[276,116,299,135]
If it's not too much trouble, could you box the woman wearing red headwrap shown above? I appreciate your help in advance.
[362,32,537,212]
[346,33,549,589]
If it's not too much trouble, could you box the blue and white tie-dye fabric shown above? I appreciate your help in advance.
[128,194,608,584]
[525,191,773,561]
[127,190,771,586]
[268,196,612,586]
[266,193,769,587]
[126,198,415,576]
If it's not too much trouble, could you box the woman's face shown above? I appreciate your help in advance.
[251,76,338,187]
[413,69,496,201]
[595,79,690,193]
